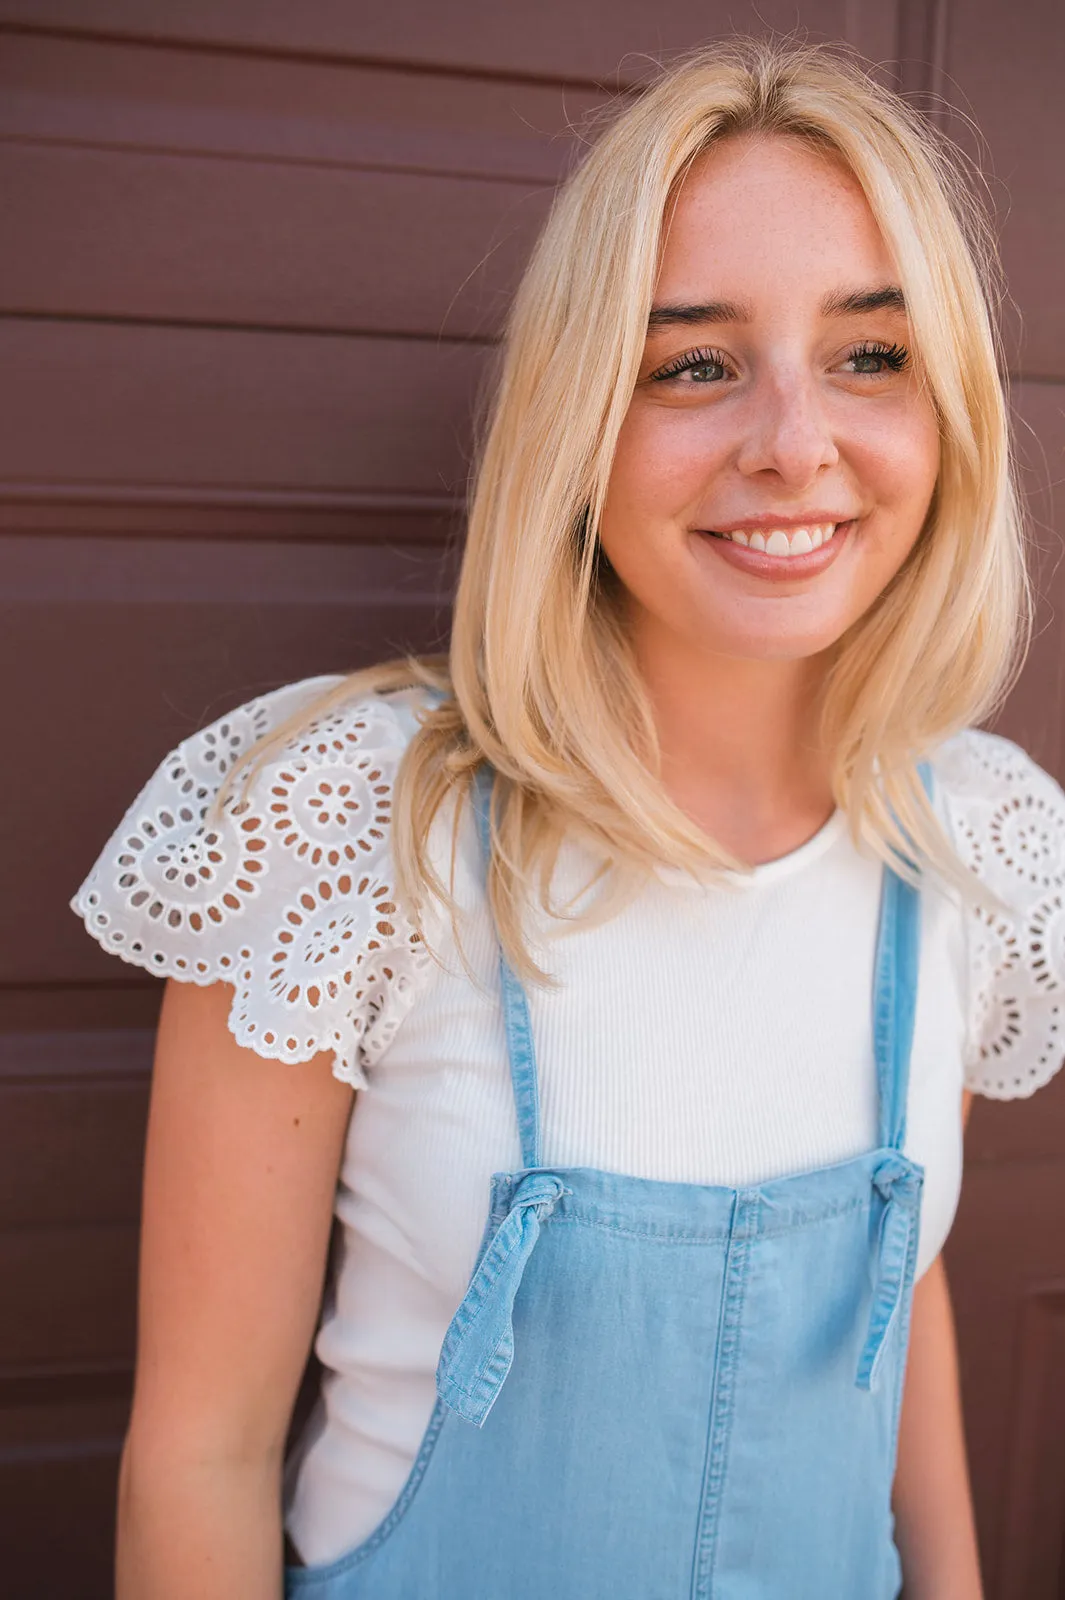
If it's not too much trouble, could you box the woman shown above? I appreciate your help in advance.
[75,36,1064,1599]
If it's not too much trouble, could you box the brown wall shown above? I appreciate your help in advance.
[1,4,1064,1593]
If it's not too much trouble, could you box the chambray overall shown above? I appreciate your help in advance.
[286,762,931,1600]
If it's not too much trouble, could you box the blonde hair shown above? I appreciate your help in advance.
[235,35,1030,978]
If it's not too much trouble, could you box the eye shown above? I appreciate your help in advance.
[649,346,733,384]
[841,340,910,376]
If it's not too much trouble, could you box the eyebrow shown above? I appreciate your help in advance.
[646,283,907,331]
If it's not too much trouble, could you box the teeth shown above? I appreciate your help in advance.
[719,521,839,556]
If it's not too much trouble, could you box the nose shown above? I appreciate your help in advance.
[734,369,839,486]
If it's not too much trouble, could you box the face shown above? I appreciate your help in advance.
[598,134,941,669]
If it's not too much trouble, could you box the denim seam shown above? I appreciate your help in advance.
[284,1187,505,1590]
[691,1192,754,1600]
[538,1192,873,1244]
[284,1401,451,1588]
[440,1372,492,1405]
[437,1255,506,1372]
[888,1204,922,1464]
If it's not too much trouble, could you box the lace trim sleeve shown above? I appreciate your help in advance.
[71,676,433,1087]
[935,728,1065,1099]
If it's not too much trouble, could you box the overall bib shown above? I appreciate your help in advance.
[287,763,929,1600]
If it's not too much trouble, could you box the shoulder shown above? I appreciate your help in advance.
[929,726,1065,895]
[72,675,439,1085]
[928,726,1065,1099]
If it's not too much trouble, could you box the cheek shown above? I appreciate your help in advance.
[599,413,698,602]
[853,401,940,516]
[606,405,723,521]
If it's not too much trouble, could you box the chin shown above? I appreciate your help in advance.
[698,616,854,661]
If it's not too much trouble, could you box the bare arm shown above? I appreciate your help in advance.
[892,1090,983,1599]
[117,978,355,1599]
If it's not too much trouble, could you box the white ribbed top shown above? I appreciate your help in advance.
[70,678,1065,1567]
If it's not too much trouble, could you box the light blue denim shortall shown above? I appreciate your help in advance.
[287,761,931,1599]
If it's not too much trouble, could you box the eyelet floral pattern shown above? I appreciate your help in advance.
[73,689,1065,1103]
[936,728,1065,1098]
[71,676,432,1086]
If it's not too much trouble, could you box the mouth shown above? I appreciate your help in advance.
[696,519,857,577]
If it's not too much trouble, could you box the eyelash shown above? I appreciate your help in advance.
[649,339,911,383]
[847,340,910,374]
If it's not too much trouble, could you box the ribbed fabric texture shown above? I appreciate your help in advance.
[532,823,878,1185]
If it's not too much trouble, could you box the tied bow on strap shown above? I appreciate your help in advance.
[436,1173,566,1427]
[856,1153,924,1393]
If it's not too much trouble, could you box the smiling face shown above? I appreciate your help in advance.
[598,134,941,670]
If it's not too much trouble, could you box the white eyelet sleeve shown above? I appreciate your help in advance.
[71,676,432,1087]
[936,727,1065,1099]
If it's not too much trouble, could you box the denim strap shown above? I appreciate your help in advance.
[472,763,543,1170]
[855,1155,923,1392]
[436,1173,566,1425]
[872,759,933,1154]
[857,758,931,1389]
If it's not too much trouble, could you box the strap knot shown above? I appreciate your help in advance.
[436,1173,566,1426]
[856,1154,924,1393]
[871,1151,922,1208]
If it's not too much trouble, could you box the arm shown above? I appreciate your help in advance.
[892,1090,983,1600]
[116,977,355,1599]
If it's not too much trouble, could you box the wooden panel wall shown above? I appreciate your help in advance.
[919,5,1065,1596]
[2,3,1063,1595]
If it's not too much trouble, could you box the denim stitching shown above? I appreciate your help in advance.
[284,1402,451,1588]
[539,1191,874,1244]
[691,1191,756,1599]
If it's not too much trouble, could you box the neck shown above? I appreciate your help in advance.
[630,615,835,860]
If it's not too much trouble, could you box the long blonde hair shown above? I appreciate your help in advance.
[235,35,1030,978]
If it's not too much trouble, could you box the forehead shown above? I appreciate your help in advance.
[658,134,896,300]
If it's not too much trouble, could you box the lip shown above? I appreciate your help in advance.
[694,518,857,580]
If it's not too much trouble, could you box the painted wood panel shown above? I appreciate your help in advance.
[995,382,1065,780]
[0,32,603,185]
[0,1078,148,1226]
[939,0,1065,374]
[0,1229,137,1370]
[0,144,552,337]
[0,1394,126,1596]
[995,1283,1065,1598]
[945,1146,1065,1595]
[0,1,861,80]
[0,320,489,493]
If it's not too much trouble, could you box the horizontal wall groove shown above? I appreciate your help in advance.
[0,308,500,347]
[962,1151,1065,1172]
[0,980,157,996]
[0,1220,137,1238]
[1008,369,1065,387]
[0,1358,131,1383]
[0,20,640,94]
[0,1075,149,1092]
[0,483,465,514]
[0,1437,124,1465]
[0,131,562,190]
[0,521,461,546]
